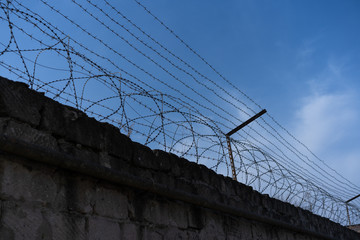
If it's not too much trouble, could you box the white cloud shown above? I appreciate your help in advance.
[292,58,360,186]
[294,57,359,154]
[294,92,357,153]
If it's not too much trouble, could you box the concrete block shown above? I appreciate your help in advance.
[50,174,95,214]
[139,226,163,240]
[94,186,128,220]
[1,201,43,240]
[108,154,131,173]
[40,100,106,150]
[197,164,212,184]
[132,142,159,170]
[57,138,99,164]
[152,172,175,191]
[0,158,57,204]
[61,176,95,214]
[195,184,221,204]
[35,214,53,240]
[4,120,58,151]
[0,117,10,134]
[104,124,133,162]
[292,233,312,240]
[0,77,42,126]
[128,191,154,221]
[199,213,225,240]
[164,227,188,239]
[224,217,253,240]
[29,172,57,204]
[251,222,268,240]
[207,174,222,193]
[99,152,112,168]
[1,159,33,201]
[174,178,195,195]
[186,231,201,240]
[119,223,138,240]
[129,167,153,182]
[183,161,202,181]
[277,229,297,240]
[219,176,231,195]
[48,213,87,240]
[142,200,169,226]
[88,217,121,240]
[168,202,188,229]
[152,149,172,172]
[168,154,182,177]
[187,206,204,230]
[0,225,15,240]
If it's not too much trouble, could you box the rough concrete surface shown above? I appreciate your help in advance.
[0,76,359,239]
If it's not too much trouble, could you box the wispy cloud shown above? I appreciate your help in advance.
[292,59,360,185]
[296,38,318,69]
[294,92,357,153]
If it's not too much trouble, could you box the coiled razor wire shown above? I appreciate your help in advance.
[0,0,359,225]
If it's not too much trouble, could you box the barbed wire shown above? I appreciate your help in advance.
[131,0,360,193]
[0,0,359,225]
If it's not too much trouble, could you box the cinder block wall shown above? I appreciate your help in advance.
[0,76,359,240]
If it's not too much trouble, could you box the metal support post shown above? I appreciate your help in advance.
[345,193,360,226]
[226,135,237,181]
[225,109,267,180]
[346,203,351,226]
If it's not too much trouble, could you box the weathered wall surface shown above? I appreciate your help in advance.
[0,76,359,240]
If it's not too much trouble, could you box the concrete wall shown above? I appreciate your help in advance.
[0,76,359,240]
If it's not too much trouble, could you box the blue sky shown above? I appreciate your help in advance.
[1,0,359,213]
[145,0,360,185]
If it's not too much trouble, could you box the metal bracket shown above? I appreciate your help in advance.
[225,109,267,181]
[345,193,360,226]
